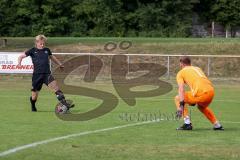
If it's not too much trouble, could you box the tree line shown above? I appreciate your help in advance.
[0,0,239,37]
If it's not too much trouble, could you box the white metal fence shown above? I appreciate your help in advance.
[53,53,240,79]
[1,52,240,80]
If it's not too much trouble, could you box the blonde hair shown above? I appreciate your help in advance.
[35,34,47,42]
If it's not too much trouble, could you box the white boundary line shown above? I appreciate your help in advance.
[0,119,239,157]
[0,109,240,157]
[0,120,159,157]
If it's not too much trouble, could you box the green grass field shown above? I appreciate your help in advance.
[0,79,240,160]
[1,37,240,159]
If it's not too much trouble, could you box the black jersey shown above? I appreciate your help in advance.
[25,47,52,74]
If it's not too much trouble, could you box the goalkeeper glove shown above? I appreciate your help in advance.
[176,101,185,118]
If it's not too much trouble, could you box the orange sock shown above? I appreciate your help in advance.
[174,96,188,118]
[198,106,217,124]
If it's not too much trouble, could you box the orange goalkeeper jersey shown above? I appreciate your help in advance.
[176,66,214,96]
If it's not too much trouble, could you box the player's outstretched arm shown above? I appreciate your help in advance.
[18,53,27,66]
[50,55,64,68]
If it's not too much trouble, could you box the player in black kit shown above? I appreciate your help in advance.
[18,35,73,113]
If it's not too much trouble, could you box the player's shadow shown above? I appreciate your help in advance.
[192,128,219,132]
[37,110,54,113]
[193,127,239,132]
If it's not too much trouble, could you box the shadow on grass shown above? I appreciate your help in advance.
[37,110,54,113]
[192,127,240,132]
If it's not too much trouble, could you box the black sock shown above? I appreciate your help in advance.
[55,90,74,109]
[55,90,66,103]
[30,96,37,111]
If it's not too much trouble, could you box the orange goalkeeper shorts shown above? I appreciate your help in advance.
[184,90,214,108]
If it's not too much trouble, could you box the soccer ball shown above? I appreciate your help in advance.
[55,103,68,114]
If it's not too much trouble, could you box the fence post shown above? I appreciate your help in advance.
[1,39,7,47]
[88,54,91,79]
[127,55,130,74]
[207,57,211,76]
[167,56,170,79]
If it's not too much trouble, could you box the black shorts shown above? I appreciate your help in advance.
[31,73,55,92]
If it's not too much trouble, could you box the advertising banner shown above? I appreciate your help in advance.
[0,52,33,73]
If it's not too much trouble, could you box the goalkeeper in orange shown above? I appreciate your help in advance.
[174,56,224,130]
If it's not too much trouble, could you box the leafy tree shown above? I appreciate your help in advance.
[211,0,240,35]
[1,0,238,37]
[134,0,198,37]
